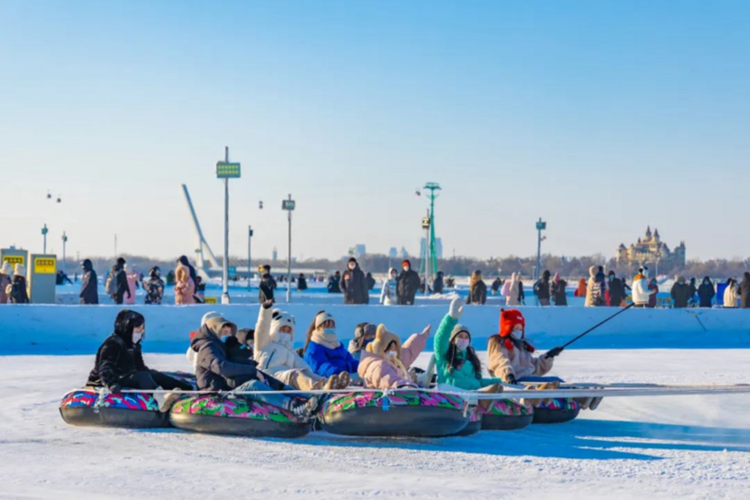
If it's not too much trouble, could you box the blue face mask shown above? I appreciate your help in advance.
[323,328,336,336]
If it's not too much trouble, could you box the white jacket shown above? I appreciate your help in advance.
[253,305,315,380]
[724,283,739,308]
[631,276,652,305]
[380,272,398,306]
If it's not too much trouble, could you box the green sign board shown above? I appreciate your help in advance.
[216,162,241,179]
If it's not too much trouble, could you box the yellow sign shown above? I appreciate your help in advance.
[34,257,56,274]
[204,297,218,304]
[2,255,24,266]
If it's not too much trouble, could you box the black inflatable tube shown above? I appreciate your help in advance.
[452,419,482,437]
[319,405,468,437]
[532,407,580,424]
[170,412,311,438]
[60,406,170,429]
[481,414,534,431]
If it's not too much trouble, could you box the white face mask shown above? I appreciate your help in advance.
[348,264,356,270]
[385,351,397,359]
[455,338,470,351]
[132,332,144,344]
[403,266,409,272]
[391,274,397,280]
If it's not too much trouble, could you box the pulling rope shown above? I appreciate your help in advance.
[560,302,635,350]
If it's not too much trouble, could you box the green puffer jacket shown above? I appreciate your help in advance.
[434,314,502,390]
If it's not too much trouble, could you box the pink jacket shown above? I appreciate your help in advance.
[358,331,427,390]
[125,273,138,305]
[174,264,195,305]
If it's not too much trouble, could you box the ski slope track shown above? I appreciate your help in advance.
[1,350,749,499]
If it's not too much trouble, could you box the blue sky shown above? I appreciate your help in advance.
[1,1,748,262]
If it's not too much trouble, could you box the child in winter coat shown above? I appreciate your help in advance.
[142,266,165,305]
[254,301,348,391]
[174,262,195,305]
[6,264,29,304]
[380,268,399,305]
[303,310,359,377]
[433,298,504,392]
[358,324,430,389]
[487,309,562,384]
[348,322,377,361]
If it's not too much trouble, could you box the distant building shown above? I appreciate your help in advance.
[617,227,686,271]
[354,244,367,258]
[420,237,444,260]
[400,247,409,259]
[388,247,398,259]
[272,247,278,262]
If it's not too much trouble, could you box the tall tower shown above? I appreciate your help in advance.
[419,182,441,276]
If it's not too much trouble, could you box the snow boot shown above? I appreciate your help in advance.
[336,372,351,390]
[289,396,319,421]
[154,388,182,413]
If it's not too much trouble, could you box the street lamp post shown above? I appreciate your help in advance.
[247,226,254,290]
[422,212,431,295]
[216,147,241,304]
[282,194,296,303]
[42,224,48,254]
[535,218,547,282]
[62,231,68,273]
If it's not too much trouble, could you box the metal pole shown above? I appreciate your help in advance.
[62,231,67,273]
[222,147,230,304]
[287,196,292,303]
[247,226,253,290]
[43,226,47,254]
[424,210,430,295]
[536,218,542,282]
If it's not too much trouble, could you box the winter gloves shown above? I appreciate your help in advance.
[505,374,518,385]
[449,297,465,320]
[544,346,564,359]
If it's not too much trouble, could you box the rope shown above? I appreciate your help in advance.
[63,384,750,402]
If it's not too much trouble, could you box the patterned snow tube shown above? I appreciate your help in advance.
[59,389,169,428]
[452,405,482,437]
[169,395,311,438]
[318,390,470,437]
[532,398,581,424]
[480,399,534,431]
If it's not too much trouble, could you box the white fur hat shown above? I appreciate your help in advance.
[0,261,12,276]
[14,264,26,277]
[201,311,221,327]
[314,311,334,329]
[270,310,296,339]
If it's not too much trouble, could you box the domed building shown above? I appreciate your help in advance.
[616,227,686,272]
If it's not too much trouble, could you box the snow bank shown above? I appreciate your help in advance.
[2,303,749,355]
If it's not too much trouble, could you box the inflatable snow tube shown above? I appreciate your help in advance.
[319,390,469,437]
[169,395,311,438]
[59,389,169,428]
[452,405,482,437]
[480,399,534,431]
[532,398,581,424]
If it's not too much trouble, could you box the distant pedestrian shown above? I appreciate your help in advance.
[259,265,277,303]
[397,260,421,306]
[551,273,567,306]
[533,270,551,306]
[741,272,750,309]
[724,278,739,308]
[0,261,13,304]
[124,265,138,305]
[503,272,524,306]
[574,278,587,298]
[174,260,195,305]
[490,277,503,296]
[697,277,715,308]
[6,264,29,304]
[298,273,308,291]
[467,270,487,305]
[670,276,691,308]
[340,258,369,305]
[166,270,175,286]
[365,272,376,291]
[79,259,99,305]
[380,268,399,306]
[688,278,698,307]
[607,271,625,307]
[647,278,659,308]
[142,266,165,305]
[108,258,130,305]
[631,266,656,307]
[433,271,445,294]
[585,266,604,307]
[177,255,198,286]
[327,272,341,294]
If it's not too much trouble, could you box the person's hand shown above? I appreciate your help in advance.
[544,346,564,359]
[108,383,121,394]
[421,325,432,338]
[449,297,465,320]
[262,300,273,309]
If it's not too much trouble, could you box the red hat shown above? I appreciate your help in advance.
[499,309,525,338]
[499,309,533,352]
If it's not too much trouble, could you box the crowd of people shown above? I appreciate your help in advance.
[84,297,566,419]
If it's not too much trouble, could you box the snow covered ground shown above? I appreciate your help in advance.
[1,350,749,499]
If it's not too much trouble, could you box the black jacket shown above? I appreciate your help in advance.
[397,270,421,305]
[533,278,551,300]
[87,333,147,389]
[327,276,341,293]
[741,274,750,309]
[608,278,625,306]
[671,283,691,308]
[433,275,445,294]
[340,266,369,305]
[80,264,98,305]
[259,273,276,303]
[297,276,308,291]
[467,280,487,305]
[551,279,567,306]
[114,268,130,304]
[698,282,715,308]
[8,276,29,304]
[191,325,259,391]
